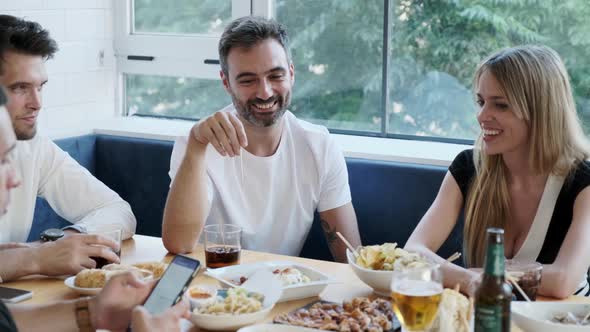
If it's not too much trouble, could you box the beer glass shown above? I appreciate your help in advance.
[204,224,241,268]
[390,264,443,332]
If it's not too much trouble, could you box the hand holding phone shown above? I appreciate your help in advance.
[142,255,201,315]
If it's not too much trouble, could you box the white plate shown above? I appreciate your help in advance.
[238,323,322,332]
[205,261,336,302]
[64,271,153,296]
[64,276,102,296]
[512,302,590,332]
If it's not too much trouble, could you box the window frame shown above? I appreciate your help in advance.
[114,0,473,145]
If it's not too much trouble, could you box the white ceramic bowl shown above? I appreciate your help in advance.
[186,284,217,310]
[346,249,392,296]
[205,261,336,302]
[190,289,274,331]
[512,302,590,332]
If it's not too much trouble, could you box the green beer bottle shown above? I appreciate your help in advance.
[474,228,512,332]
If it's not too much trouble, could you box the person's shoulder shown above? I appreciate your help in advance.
[457,148,474,159]
[172,132,190,149]
[451,149,474,167]
[289,112,329,135]
[286,111,331,144]
[571,159,590,181]
[16,134,57,155]
[578,159,590,172]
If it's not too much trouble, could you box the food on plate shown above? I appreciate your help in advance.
[273,267,311,285]
[356,243,429,271]
[274,297,394,331]
[196,287,264,315]
[427,288,472,332]
[74,264,153,289]
[551,311,590,325]
[132,261,167,279]
[231,276,249,286]
[74,269,107,288]
[229,267,311,286]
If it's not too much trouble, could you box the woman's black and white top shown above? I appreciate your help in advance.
[450,149,590,296]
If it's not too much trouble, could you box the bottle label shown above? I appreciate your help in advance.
[475,305,503,332]
[484,244,505,277]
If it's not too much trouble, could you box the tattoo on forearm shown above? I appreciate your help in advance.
[320,219,337,246]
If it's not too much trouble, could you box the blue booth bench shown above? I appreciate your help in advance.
[31,134,463,264]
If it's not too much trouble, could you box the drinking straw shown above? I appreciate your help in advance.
[336,232,360,258]
[446,252,461,263]
[507,276,531,302]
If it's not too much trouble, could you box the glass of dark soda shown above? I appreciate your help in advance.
[88,224,122,269]
[506,260,542,301]
[204,224,241,269]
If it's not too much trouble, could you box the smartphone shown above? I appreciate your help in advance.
[0,286,32,303]
[143,255,201,315]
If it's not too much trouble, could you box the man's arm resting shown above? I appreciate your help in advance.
[73,201,137,240]
[319,202,361,263]
[0,247,43,282]
[162,139,210,254]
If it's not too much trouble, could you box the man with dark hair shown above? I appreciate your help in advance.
[0,87,188,332]
[163,16,361,262]
[0,15,136,282]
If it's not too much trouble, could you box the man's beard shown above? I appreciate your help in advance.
[15,126,36,140]
[231,93,290,127]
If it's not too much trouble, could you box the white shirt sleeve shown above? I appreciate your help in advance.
[169,135,214,206]
[36,138,136,239]
[317,135,352,212]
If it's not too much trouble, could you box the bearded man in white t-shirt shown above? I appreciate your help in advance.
[163,16,361,262]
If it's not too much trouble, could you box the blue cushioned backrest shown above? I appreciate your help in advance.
[28,135,97,241]
[299,158,464,265]
[30,134,464,265]
[94,135,173,238]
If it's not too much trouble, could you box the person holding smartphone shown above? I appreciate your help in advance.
[0,89,191,332]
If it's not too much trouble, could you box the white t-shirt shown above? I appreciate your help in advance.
[0,135,136,243]
[169,110,351,256]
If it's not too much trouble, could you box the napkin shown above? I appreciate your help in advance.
[241,268,283,307]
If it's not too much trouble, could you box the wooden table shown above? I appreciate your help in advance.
[5,235,586,331]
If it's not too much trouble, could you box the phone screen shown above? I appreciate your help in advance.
[0,286,32,303]
[143,255,201,315]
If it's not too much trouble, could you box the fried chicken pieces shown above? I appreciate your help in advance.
[274,297,394,332]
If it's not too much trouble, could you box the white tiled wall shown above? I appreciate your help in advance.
[0,0,116,138]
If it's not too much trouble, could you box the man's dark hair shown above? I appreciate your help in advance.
[0,15,58,73]
[218,16,291,77]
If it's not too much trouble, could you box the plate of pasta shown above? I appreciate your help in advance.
[190,288,275,331]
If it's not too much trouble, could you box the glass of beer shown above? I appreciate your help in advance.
[390,264,443,332]
[204,224,241,269]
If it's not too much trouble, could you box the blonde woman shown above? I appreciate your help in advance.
[405,45,590,299]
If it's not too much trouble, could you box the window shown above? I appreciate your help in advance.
[116,0,590,142]
[133,0,232,35]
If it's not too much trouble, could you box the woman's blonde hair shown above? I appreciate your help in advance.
[464,45,590,267]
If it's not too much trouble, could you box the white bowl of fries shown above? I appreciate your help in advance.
[347,249,393,296]
[347,243,431,296]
